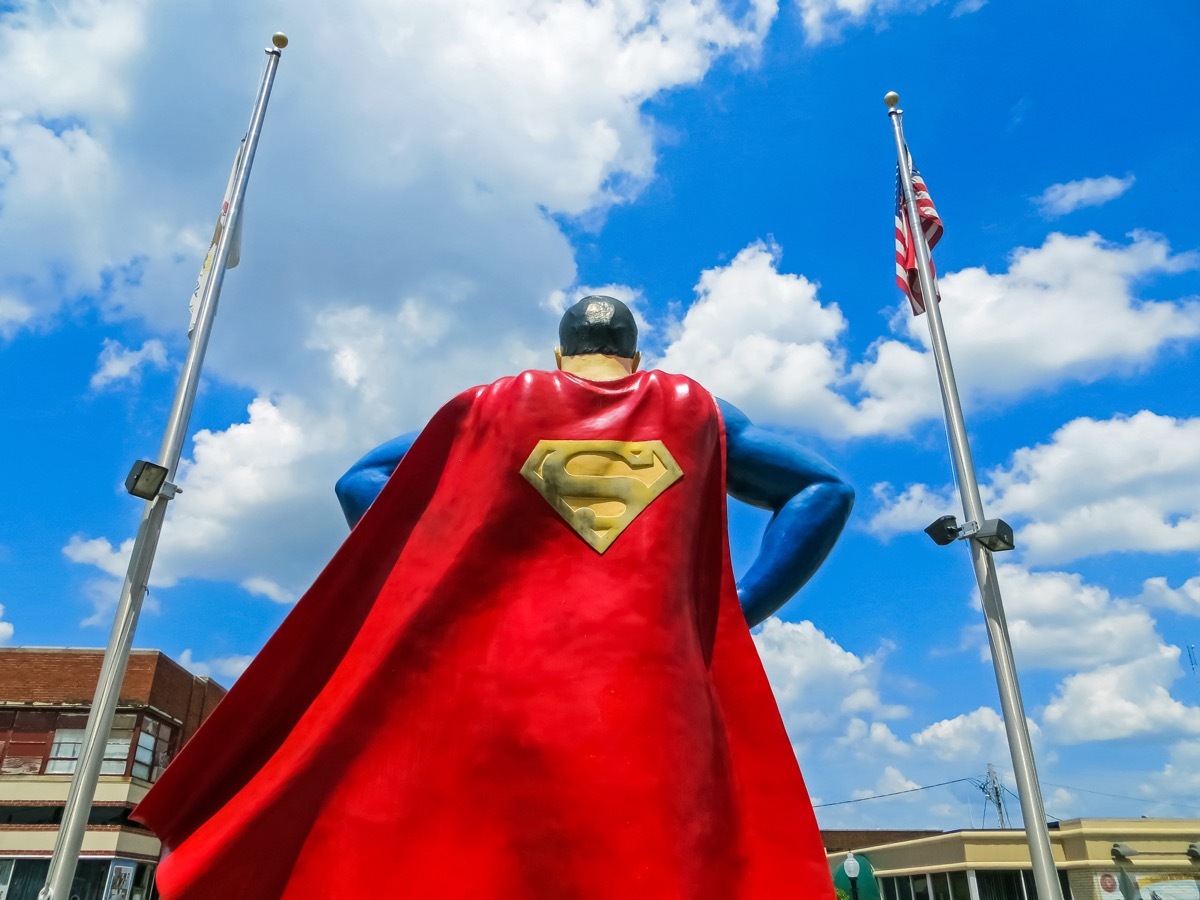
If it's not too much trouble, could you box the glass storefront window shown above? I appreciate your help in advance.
[932,873,952,900]
[948,871,970,900]
[912,874,931,899]
[976,870,1025,900]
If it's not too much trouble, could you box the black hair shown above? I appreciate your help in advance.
[558,295,638,357]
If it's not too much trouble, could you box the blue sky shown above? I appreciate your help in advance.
[2,0,1199,828]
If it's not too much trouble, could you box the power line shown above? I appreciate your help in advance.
[814,778,976,808]
[985,766,1200,816]
[816,768,1200,816]
[1037,780,1200,814]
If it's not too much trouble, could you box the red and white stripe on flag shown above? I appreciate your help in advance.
[894,164,944,315]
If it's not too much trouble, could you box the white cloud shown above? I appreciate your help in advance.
[871,412,1200,565]
[795,0,932,44]
[64,574,160,629]
[990,412,1200,564]
[0,117,123,311]
[1035,174,1136,216]
[177,648,254,684]
[662,233,1200,439]
[0,0,148,120]
[866,482,960,539]
[986,565,1162,671]
[0,604,13,644]
[0,295,34,339]
[950,0,986,16]
[657,241,858,434]
[1044,786,1079,820]
[836,718,910,758]
[753,617,908,753]
[63,535,135,582]
[938,563,1200,747]
[916,710,1003,763]
[793,0,982,42]
[90,338,167,389]
[1042,645,1200,743]
[1140,741,1200,814]
[912,706,1031,764]
[148,396,350,595]
[0,0,153,319]
[850,765,920,800]
[1137,575,1200,617]
[241,577,296,605]
[858,232,1200,436]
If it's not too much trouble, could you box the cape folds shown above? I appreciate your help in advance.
[134,369,833,899]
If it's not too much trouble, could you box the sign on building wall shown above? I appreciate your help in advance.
[104,861,136,900]
[1099,870,1200,900]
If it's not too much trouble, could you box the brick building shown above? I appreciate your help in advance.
[0,648,226,900]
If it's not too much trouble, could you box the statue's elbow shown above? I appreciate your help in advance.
[334,471,356,508]
[334,471,367,529]
[828,479,855,525]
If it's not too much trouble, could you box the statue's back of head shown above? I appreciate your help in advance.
[559,296,638,358]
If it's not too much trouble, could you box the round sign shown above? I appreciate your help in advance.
[1100,873,1117,892]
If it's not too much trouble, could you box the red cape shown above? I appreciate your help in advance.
[135,369,832,899]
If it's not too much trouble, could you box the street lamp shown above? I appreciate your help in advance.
[844,850,861,900]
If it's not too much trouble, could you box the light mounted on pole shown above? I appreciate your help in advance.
[124,460,179,501]
[924,514,1014,552]
[843,851,861,900]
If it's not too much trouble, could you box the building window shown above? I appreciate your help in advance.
[0,710,56,775]
[131,716,173,783]
[976,871,1026,900]
[43,714,136,776]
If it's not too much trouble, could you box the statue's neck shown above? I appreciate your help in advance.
[558,354,636,382]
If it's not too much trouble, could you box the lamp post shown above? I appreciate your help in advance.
[844,850,861,900]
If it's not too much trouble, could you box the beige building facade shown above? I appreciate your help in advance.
[827,818,1200,900]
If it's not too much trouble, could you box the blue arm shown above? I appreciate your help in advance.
[718,399,854,627]
[334,431,420,528]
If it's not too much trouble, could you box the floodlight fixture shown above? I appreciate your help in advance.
[125,460,170,501]
[976,518,1015,553]
[1112,842,1139,859]
[924,514,1015,552]
[924,515,960,546]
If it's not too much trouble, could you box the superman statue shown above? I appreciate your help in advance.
[134,296,853,899]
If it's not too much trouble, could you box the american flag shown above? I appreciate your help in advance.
[895,162,943,315]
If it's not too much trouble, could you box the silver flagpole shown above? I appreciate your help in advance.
[39,33,289,900]
[884,92,1063,900]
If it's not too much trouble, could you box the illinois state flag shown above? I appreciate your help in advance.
[895,163,943,315]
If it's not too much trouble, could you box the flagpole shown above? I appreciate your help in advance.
[885,92,1063,900]
[39,33,288,900]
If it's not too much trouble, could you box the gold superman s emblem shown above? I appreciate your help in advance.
[520,440,683,553]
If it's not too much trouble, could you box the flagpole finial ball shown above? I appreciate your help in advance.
[884,91,900,107]
[271,32,289,48]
